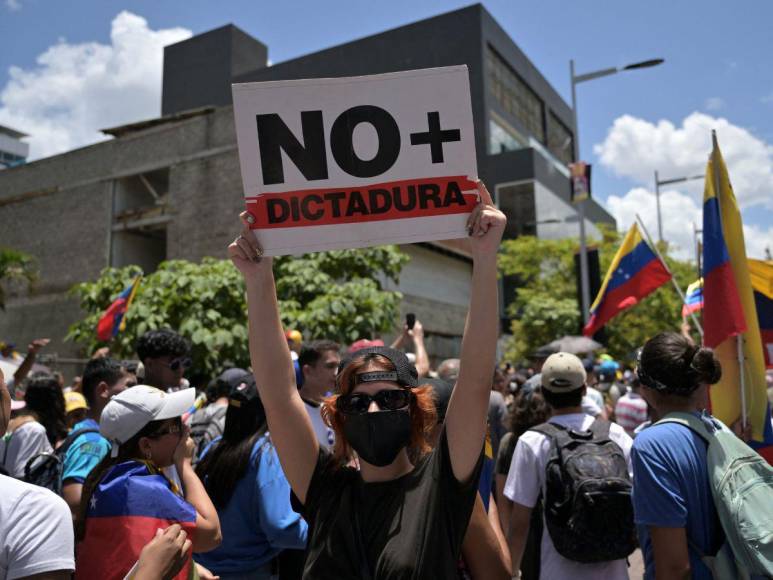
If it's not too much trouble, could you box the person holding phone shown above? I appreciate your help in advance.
[228,180,505,579]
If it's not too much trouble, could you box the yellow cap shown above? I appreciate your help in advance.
[65,391,88,413]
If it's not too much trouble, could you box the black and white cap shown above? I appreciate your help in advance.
[338,346,419,388]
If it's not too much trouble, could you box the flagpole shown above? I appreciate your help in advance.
[711,130,747,430]
[635,213,704,337]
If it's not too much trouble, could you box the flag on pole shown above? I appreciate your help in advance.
[96,275,141,342]
[701,144,746,348]
[702,135,770,444]
[582,223,672,337]
[682,278,704,318]
[748,259,773,369]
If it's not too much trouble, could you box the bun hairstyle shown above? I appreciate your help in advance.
[638,332,722,396]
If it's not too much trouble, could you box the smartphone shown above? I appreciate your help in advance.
[406,313,416,330]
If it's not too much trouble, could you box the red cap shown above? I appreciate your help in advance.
[348,338,384,354]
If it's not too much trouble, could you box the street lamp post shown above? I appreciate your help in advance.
[654,172,704,242]
[570,57,664,324]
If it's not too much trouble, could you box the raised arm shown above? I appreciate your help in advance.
[445,181,506,482]
[228,214,319,503]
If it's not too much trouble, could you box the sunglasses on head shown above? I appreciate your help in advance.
[337,389,413,415]
[160,357,192,371]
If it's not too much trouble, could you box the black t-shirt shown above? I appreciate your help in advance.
[494,431,517,476]
[291,428,483,580]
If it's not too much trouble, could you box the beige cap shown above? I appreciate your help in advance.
[541,352,587,393]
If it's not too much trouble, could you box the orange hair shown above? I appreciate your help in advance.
[321,354,437,467]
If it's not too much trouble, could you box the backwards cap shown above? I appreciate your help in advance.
[337,346,418,390]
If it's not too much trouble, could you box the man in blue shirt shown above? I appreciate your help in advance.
[61,357,135,517]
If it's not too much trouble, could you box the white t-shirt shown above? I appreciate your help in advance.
[503,413,633,580]
[0,421,53,478]
[303,400,335,448]
[0,475,74,579]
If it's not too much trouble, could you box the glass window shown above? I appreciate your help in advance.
[486,45,545,143]
[547,112,574,166]
[488,118,527,155]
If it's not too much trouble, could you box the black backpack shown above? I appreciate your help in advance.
[23,427,100,495]
[191,405,227,461]
[530,420,636,563]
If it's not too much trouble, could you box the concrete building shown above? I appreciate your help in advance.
[0,125,29,169]
[0,4,613,371]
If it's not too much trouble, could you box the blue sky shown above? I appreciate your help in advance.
[2,0,772,258]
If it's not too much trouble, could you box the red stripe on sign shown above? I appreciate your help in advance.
[245,176,478,229]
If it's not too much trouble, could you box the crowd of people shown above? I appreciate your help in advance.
[1,181,772,579]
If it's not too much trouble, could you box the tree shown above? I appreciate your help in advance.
[66,247,408,381]
[0,247,37,310]
[499,227,698,363]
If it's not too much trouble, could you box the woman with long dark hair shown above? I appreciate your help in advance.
[75,385,221,579]
[194,372,307,579]
[0,373,66,477]
[228,181,506,578]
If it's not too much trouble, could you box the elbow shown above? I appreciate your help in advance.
[193,520,222,553]
[656,563,691,580]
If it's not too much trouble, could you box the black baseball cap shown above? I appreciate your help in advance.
[227,372,259,408]
[337,346,418,389]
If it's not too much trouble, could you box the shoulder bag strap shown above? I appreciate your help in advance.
[57,428,100,457]
[589,419,611,439]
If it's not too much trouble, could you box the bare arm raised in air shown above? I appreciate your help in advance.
[444,181,506,483]
[228,216,319,504]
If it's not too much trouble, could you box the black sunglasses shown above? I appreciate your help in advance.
[337,389,413,415]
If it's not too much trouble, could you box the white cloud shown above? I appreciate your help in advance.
[705,97,724,111]
[594,112,773,211]
[0,11,191,160]
[5,0,21,11]
[606,187,772,261]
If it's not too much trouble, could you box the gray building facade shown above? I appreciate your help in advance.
[0,4,613,372]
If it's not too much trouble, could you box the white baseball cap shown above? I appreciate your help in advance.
[100,385,194,447]
[541,352,587,393]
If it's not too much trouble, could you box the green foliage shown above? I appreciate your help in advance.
[66,247,408,380]
[500,226,699,363]
[0,247,38,310]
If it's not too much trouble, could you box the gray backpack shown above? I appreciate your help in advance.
[656,412,773,579]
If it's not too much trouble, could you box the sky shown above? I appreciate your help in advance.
[2,0,772,260]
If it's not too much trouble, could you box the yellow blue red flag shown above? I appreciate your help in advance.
[96,275,141,342]
[583,223,671,337]
[703,135,770,447]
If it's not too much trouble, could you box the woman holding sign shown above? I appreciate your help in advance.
[228,181,506,579]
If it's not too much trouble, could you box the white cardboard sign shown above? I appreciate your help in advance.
[232,66,479,255]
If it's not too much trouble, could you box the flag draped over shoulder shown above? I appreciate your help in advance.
[582,223,672,337]
[702,136,771,446]
[96,275,141,342]
[76,461,196,580]
[681,278,704,318]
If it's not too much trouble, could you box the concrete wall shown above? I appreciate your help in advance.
[0,105,472,372]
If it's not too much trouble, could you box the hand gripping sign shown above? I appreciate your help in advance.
[232,66,479,255]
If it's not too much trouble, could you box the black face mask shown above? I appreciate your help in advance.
[343,408,412,467]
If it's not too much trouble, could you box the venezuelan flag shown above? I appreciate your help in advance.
[703,134,770,445]
[76,461,197,579]
[96,275,141,342]
[749,259,773,369]
[583,223,672,337]
[681,278,704,318]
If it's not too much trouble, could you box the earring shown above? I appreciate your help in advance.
[144,450,152,461]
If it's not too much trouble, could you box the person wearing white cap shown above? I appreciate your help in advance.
[75,385,221,579]
[504,352,634,580]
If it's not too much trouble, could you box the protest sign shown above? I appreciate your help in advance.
[232,66,478,255]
